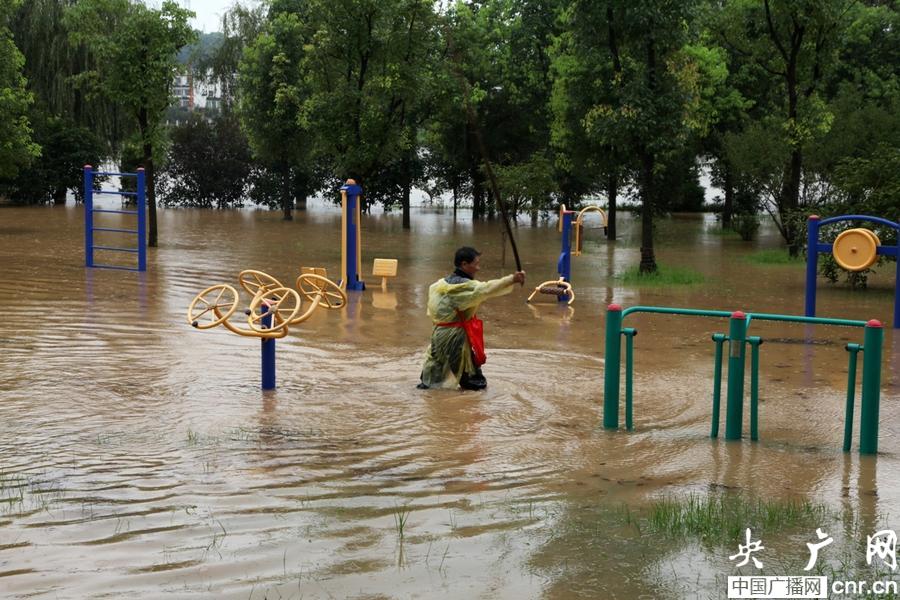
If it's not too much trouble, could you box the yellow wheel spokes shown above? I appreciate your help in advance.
[296,273,348,309]
[188,284,239,329]
[239,269,285,297]
[833,228,880,272]
[247,287,301,334]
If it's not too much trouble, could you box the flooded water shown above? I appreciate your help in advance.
[0,201,898,599]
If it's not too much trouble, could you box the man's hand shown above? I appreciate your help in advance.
[513,271,526,285]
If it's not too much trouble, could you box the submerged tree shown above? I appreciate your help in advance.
[65,0,195,247]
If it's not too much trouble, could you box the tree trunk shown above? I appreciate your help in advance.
[722,161,734,228]
[143,142,157,248]
[138,109,158,248]
[281,166,293,221]
[639,151,657,274]
[606,172,617,241]
[52,186,67,206]
[402,179,411,230]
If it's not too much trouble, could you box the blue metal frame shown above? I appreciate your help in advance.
[84,165,147,272]
[805,214,899,328]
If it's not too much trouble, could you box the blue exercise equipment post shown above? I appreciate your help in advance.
[84,165,147,272]
[805,214,899,329]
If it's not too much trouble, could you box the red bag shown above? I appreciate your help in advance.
[437,312,487,366]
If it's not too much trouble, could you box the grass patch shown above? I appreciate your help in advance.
[744,249,803,265]
[616,264,706,286]
[640,493,828,542]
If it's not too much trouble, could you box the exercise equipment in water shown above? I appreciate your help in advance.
[527,204,607,305]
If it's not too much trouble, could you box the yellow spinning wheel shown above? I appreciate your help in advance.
[246,287,302,334]
[296,273,348,309]
[239,269,285,297]
[833,228,880,272]
[188,284,240,329]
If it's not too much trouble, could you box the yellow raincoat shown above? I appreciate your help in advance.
[419,273,515,388]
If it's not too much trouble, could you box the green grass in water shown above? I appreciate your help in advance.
[616,264,706,286]
[639,493,827,542]
[744,249,803,265]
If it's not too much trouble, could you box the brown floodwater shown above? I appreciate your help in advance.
[0,200,898,599]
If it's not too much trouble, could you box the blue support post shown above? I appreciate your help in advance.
[557,210,574,303]
[261,305,276,390]
[84,165,94,268]
[340,182,365,291]
[136,168,146,272]
[805,215,820,318]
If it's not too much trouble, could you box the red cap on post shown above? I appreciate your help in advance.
[731,311,746,319]
[808,214,820,221]
[84,164,92,169]
[866,319,883,328]
[608,304,623,312]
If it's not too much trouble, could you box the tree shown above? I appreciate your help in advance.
[711,0,856,255]
[236,1,319,220]
[0,0,39,180]
[66,0,195,247]
[563,1,706,273]
[157,113,253,209]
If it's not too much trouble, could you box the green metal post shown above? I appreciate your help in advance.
[843,343,861,453]
[603,304,624,430]
[725,311,748,441]
[859,320,883,455]
[623,328,637,431]
[748,337,763,442]
[711,334,726,438]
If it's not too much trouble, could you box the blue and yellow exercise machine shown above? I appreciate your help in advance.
[527,204,607,305]
[805,214,899,328]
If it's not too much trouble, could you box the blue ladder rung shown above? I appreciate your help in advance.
[91,264,142,272]
[93,227,138,234]
[95,172,137,177]
[93,245,139,253]
[92,209,138,215]
[95,190,138,196]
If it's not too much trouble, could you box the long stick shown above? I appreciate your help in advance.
[444,23,522,272]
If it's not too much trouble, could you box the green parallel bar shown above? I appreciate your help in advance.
[725,312,748,441]
[748,336,763,442]
[622,306,733,320]
[603,305,624,430]
[711,334,726,438]
[621,306,867,329]
[844,343,861,453]
[623,328,637,431]
[859,321,884,455]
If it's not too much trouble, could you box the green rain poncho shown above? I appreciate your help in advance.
[419,273,515,388]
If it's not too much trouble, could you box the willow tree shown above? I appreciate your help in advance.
[65,0,194,247]
[0,0,39,179]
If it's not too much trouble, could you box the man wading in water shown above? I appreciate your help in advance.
[417,247,526,390]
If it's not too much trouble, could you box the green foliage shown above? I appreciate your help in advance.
[157,114,253,208]
[0,109,103,203]
[731,213,760,241]
[492,152,555,221]
[0,0,39,180]
[615,263,706,286]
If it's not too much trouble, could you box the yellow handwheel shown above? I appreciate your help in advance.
[833,228,880,272]
[247,287,302,334]
[296,273,348,309]
[188,284,239,329]
[239,269,285,297]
